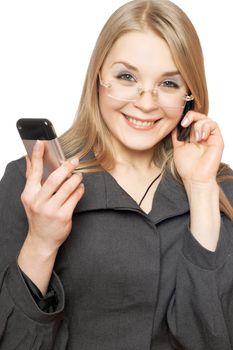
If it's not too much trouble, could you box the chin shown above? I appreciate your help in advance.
[122,141,157,152]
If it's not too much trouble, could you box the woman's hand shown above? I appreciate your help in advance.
[171,112,223,251]
[18,140,84,294]
[171,111,224,185]
[21,140,84,252]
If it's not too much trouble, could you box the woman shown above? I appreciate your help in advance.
[0,0,233,349]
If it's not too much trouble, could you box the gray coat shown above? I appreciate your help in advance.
[0,157,233,350]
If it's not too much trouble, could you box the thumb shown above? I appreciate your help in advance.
[27,140,45,184]
[25,155,31,179]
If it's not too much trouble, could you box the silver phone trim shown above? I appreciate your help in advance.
[23,138,66,181]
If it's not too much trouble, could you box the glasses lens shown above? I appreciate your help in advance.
[107,80,137,102]
[106,79,189,108]
[156,89,187,108]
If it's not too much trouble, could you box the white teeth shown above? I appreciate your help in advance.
[127,116,154,127]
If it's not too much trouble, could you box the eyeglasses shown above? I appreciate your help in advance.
[99,74,194,109]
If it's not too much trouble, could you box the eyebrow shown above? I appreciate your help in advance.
[111,60,181,77]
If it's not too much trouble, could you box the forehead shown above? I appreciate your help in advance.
[102,30,178,76]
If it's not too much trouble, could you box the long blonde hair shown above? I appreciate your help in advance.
[59,0,233,219]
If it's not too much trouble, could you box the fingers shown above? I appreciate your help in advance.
[194,120,218,141]
[23,139,82,208]
[21,145,84,252]
[180,111,221,142]
[51,172,84,207]
[26,140,45,185]
[25,155,31,179]
[39,158,80,201]
[61,182,85,213]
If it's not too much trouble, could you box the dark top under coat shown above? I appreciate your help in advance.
[0,157,233,349]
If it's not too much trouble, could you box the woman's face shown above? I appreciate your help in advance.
[98,30,188,154]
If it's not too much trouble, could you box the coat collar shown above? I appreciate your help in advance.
[74,166,190,224]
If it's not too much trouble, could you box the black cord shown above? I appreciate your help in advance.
[138,172,162,206]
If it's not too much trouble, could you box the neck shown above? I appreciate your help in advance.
[111,144,157,174]
[115,152,157,173]
[110,152,162,182]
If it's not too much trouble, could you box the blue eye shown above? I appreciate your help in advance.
[116,72,136,82]
[160,80,179,89]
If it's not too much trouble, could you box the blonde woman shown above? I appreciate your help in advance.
[0,0,233,349]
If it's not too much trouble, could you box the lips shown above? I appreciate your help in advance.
[122,113,160,129]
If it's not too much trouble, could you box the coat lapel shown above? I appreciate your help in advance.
[149,168,190,223]
[74,166,190,224]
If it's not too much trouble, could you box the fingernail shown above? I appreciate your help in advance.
[195,131,200,141]
[70,158,79,167]
[181,117,188,126]
[77,172,83,179]
[34,140,41,150]
[202,131,206,139]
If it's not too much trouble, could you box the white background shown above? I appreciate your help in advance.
[0,0,232,178]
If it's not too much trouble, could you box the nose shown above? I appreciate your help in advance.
[133,91,159,112]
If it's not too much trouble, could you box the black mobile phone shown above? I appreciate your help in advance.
[177,99,194,141]
[16,118,66,181]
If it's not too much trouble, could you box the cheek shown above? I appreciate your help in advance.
[164,107,184,125]
[98,89,109,115]
[98,88,126,122]
[98,91,120,135]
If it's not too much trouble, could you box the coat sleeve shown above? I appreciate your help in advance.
[167,176,233,350]
[0,159,68,349]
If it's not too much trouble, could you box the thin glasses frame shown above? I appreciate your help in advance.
[98,74,194,108]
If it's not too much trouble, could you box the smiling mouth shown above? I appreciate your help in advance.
[122,113,159,128]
